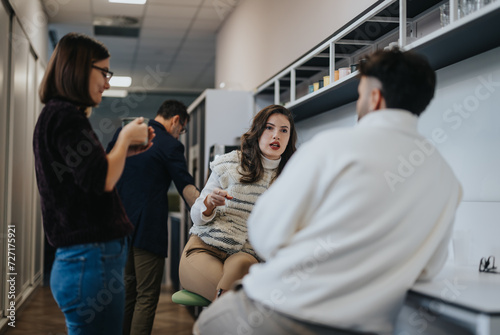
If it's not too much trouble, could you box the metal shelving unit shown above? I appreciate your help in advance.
[254,0,500,121]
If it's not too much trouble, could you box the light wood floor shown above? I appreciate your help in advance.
[3,285,194,335]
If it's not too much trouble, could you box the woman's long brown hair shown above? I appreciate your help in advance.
[239,105,297,184]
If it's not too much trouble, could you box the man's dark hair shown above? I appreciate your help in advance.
[156,100,189,125]
[358,47,436,116]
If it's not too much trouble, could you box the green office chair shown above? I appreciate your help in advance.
[172,289,211,307]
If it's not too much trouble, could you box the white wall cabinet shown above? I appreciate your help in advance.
[185,89,253,189]
[254,0,500,121]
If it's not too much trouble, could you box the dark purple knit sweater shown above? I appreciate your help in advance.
[33,99,133,247]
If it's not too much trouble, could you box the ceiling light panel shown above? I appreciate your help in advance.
[109,0,147,5]
[109,76,132,87]
[103,89,128,97]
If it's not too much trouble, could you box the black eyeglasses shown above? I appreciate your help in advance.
[92,65,113,82]
[179,121,187,135]
[479,256,498,274]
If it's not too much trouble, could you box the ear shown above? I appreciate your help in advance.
[171,115,180,125]
[369,88,385,111]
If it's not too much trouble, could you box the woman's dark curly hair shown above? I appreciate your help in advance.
[239,105,297,184]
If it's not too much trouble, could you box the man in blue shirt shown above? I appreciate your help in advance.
[107,100,199,335]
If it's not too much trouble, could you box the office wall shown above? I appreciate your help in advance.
[295,46,500,266]
[0,0,10,319]
[0,0,47,330]
[9,0,49,65]
[215,0,377,91]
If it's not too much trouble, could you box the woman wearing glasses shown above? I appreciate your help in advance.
[33,32,154,335]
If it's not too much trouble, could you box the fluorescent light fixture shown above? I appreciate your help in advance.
[103,89,128,98]
[109,0,147,4]
[109,76,132,87]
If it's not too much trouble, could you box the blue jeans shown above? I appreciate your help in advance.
[50,237,128,335]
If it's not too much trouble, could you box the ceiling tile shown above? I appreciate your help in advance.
[98,36,138,48]
[142,16,191,30]
[48,11,92,24]
[109,53,136,66]
[140,26,184,37]
[185,29,215,39]
[91,0,147,18]
[148,0,202,6]
[139,42,182,54]
[183,34,216,46]
[98,39,138,59]
[190,18,220,32]
[145,4,198,19]
[132,56,174,68]
[110,57,135,67]
[133,59,172,72]
[49,23,94,39]
[131,62,170,82]
[202,0,238,21]
[42,0,91,13]
[180,41,215,55]
[136,43,179,54]
[175,50,214,62]
[43,0,237,92]
[197,6,225,21]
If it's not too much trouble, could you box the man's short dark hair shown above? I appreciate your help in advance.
[156,100,189,124]
[358,48,436,116]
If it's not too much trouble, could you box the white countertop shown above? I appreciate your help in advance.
[410,263,500,314]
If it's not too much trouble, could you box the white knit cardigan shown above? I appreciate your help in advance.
[190,150,279,257]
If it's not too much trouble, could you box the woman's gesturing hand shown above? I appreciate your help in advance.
[208,188,233,207]
[203,188,233,216]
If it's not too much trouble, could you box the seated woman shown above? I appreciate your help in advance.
[179,105,297,301]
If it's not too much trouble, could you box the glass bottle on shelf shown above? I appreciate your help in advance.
[440,3,450,27]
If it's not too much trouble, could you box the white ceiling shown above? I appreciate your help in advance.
[42,0,240,93]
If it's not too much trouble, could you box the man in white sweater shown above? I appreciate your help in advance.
[194,48,462,335]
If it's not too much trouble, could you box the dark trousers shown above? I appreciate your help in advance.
[123,247,165,335]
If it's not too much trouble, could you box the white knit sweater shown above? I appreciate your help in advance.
[190,150,279,256]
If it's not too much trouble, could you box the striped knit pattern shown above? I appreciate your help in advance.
[190,150,276,257]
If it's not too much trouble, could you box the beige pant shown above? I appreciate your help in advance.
[179,235,258,301]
